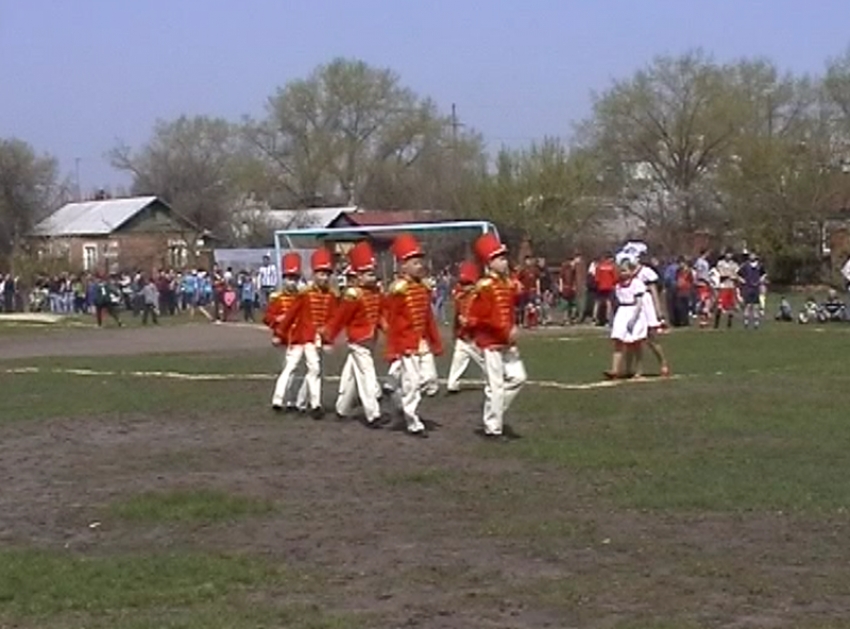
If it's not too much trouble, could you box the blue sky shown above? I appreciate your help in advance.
[2,0,849,190]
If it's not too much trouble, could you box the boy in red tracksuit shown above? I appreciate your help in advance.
[383,234,443,438]
[265,252,303,412]
[322,241,385,427]
[274,248,337,419]
[446,260,484,394]
[594,253,617,325]
[465,233,527,439]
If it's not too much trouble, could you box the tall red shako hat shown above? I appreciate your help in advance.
[310,248,333,272]
[473,233,507,264]
[458,260,480,284]
[391,233,423,262]
[348,241,376,272]
[282,252,302,275]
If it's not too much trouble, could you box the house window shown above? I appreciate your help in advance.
[168,239,188,269]
[83,244,98,271]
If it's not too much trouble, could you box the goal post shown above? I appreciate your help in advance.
[273,220,500,286]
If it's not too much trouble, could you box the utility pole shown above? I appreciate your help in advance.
[449,104,464,213]
[74,157,82,201]
[450,103,460,150]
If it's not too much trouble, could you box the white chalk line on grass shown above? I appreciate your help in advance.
[0,366,682,392]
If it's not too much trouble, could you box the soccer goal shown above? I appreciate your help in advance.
[273,219,500,286]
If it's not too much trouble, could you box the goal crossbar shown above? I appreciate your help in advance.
[273,220,499,282]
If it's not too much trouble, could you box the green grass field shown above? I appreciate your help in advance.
[2,321,850,627]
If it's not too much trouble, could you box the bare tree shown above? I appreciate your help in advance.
[580,50,740,248]
[245,58,485,210]
[109,116,244,238]
[0,138,65,269]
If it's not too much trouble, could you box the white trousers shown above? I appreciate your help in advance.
[419,351,439,396]
[336,343,382,422]
[446,338,484,391]
[271,344,321,409]
[389,356,428,433]
[482,347,527,435]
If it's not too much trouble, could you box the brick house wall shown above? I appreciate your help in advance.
[30,199,210,274]
[35,233,197,274]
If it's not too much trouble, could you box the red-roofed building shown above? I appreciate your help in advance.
[328,209,446,230]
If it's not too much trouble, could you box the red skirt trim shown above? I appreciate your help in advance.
[613,339,644,350]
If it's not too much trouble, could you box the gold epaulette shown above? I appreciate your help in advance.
[343,286,361,300]
[389,278,409,295]
[476,276,495,291]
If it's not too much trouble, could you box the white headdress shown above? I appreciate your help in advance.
[615,250,638,268]
[622,241,648,259]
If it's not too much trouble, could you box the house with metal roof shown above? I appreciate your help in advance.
[30,196,205,273]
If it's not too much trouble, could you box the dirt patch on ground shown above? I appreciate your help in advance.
[2,392,850,627]
[3,326,850,627]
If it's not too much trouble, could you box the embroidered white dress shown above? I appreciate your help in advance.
[636,265,661,329]
[611,277,648,344]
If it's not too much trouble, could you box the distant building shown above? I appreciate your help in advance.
[29,196,208,273]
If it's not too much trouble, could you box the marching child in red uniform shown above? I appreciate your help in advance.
[446,261,483,394]
[383,234,443,438]
[322,242,385,427]
[465,234,527,439]
[265,253,303,412]
[274,248,337,419]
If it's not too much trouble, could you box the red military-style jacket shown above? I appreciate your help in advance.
[323,285,383,346]
[263,288,300,346]
[382,276,443,362]
[452,283,476,341]
[466,272,518,349]
[275,283,337,345]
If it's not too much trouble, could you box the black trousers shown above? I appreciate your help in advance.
[142,303,158,325]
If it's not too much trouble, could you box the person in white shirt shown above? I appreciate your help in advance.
[715,251,740,329]
[257,254,279,308]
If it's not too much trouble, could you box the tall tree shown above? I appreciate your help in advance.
[478,139,604,255]
[581,50,740,249]
[109,115,245,237]
[245,58,484,209]
[719,60,833,269]
[0,138,64,267]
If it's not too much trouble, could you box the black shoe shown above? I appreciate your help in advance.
[310,407,324,420]
[375,414,392,426]
[445,388,460,396]
[335,412,347,421]
[271,405,284,414]
[407,429,428,439]
[361,416,383,429]
[284,406,298,415]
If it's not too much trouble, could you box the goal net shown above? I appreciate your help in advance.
[273,220,500,286]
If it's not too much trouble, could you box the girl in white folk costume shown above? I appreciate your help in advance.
[622,242,671,377]
[606,252,648,379]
